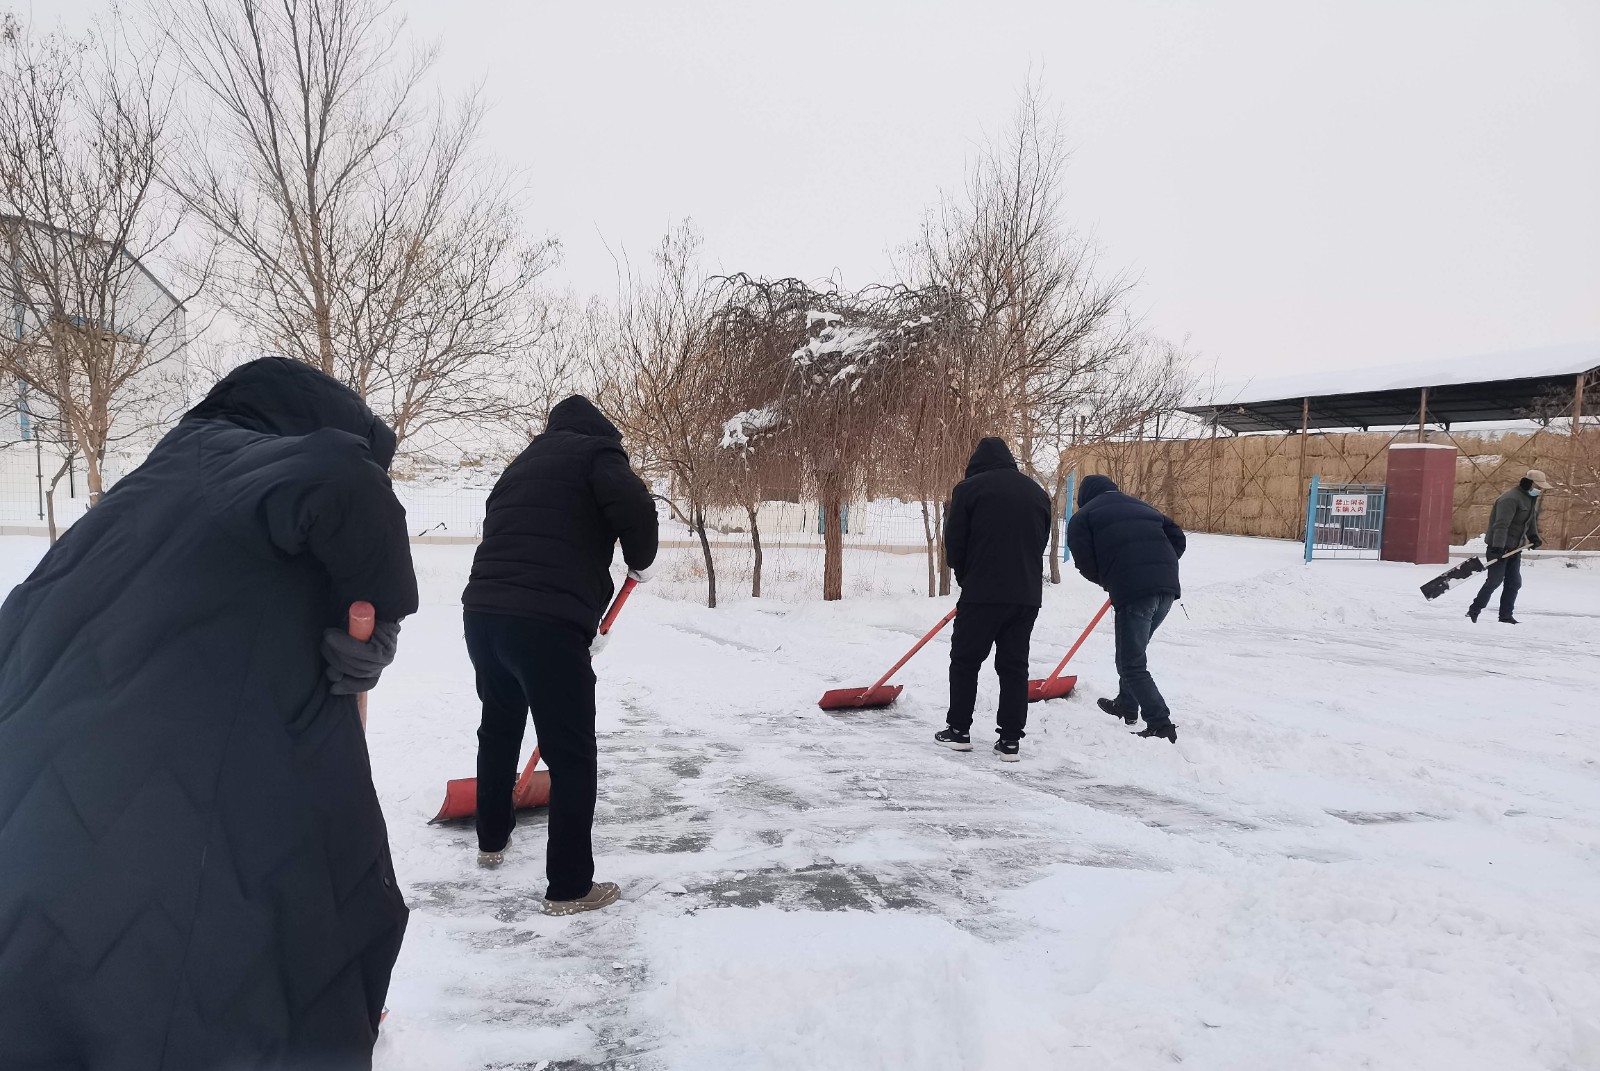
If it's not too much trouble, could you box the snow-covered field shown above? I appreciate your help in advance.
[5,534,1598,1070]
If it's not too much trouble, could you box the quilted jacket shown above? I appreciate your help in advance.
[0,357,418,1070]
[943,438,1052,607]
[463,395,657,635]
[1066,474,1186,608]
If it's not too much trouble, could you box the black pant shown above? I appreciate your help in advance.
[1469,548,1523,618]
[464,610,598,901]
[946,602,1038,741]
[1114,594,1175,726]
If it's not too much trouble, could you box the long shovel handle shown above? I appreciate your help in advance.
[599,577,638,636]
[1487,544,1531,566]
[349,601,376,731]
[868,607,958,693]
[1043,598,1112,685]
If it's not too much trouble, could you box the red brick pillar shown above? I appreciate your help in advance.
[1382,444,1457,564]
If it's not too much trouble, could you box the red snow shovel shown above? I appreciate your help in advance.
[430,578,639,823]
[1027,598,1111,703]
[818,607,958,710]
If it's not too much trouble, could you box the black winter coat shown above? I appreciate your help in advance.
[463,396,658,635]
[944,438,1052,606]
[0,357,419,1070]
[1066,474,1185,607]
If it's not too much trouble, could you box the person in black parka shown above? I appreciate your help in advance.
[1066,474,1185,742]
[462,395,657,915]
[0,357,418,1071]
[938,437,1051,761]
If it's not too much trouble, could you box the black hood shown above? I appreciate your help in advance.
[1077,474,1118,507]
[965,437,1018,478]
[546,395,622,440]
[186,356,398,468]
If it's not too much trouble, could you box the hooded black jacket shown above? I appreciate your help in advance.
[943,438,1052,606]
[463,396,658,635]
[0,356,418,1070]
[1066,474,1185,607]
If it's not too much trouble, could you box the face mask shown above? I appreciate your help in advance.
[1529,488,1542,497]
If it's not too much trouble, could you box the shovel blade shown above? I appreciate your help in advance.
[1027,674,1078,703]
[431,769,550,824]
[818,684,904,710]
[513,768,551,810]
[430,776,478,823]
[1420,556,1483,600]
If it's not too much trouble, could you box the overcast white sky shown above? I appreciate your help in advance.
[37,0,1600,380]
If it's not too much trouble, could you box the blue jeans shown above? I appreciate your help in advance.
[1468,548,1522,618]
[1114,594,1175,725]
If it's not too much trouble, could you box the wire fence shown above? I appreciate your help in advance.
[0,443,965,603]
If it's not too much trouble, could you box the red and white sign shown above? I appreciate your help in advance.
[1331,495,1369,516]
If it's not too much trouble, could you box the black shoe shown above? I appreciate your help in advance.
[1098,697,1138,725]
[935,727,973,751]
[1499,616,1519,624]
[1466,607,1481,623]
[1136,720,1178,743]
[994,738,1020,762]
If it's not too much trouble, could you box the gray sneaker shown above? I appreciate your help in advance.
[543,881,622,917]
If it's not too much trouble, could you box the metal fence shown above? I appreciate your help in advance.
[1303,477,1387,561]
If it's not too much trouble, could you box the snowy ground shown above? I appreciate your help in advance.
[6,534,1599,1070]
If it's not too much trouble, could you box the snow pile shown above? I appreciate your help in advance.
[790,315,935,391]
[641,909,1068,1069]
[720,407,781,450]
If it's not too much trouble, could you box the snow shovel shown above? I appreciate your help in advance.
[1419,544,1530,601]
[349,602,376,731]
[1027,598,1112,703]
[818,607,958,710]
[429,577,639,823]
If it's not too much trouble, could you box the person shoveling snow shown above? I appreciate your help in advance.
[0,357,417,1069]
[1067,474,1187,743]
[935,437,1051,762]
[461,395,658,916]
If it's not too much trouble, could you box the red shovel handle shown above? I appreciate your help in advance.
[599,577,638,636]
[349,601,376,643]
[1043,598,1111,685]
[350,601,376,730]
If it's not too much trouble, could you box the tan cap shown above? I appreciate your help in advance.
[1526,469,1553,490]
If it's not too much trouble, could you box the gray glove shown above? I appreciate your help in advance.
[323,620,401,695]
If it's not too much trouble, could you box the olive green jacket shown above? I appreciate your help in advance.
[1485,485,1541,549]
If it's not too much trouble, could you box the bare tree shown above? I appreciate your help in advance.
[916,83,1136,582]
[166,0,554,452]
[593,224,726,606]
[0,14,192,508]
[494,293,602,448]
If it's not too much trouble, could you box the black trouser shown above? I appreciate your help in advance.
[946,602,1038,741]
[1114,594,1175,726]
[464,610,597,901]
[1469,548,1523,619]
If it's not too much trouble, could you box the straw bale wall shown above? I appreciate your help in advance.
[1064,427,1600,550]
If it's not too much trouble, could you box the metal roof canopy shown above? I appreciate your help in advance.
[1183,345,1598,434]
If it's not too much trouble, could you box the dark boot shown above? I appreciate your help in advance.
[1136,720,1178,743]
[1466,607,1481,623]
[1499,615,1519,624]
[1098,697,1138,725]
